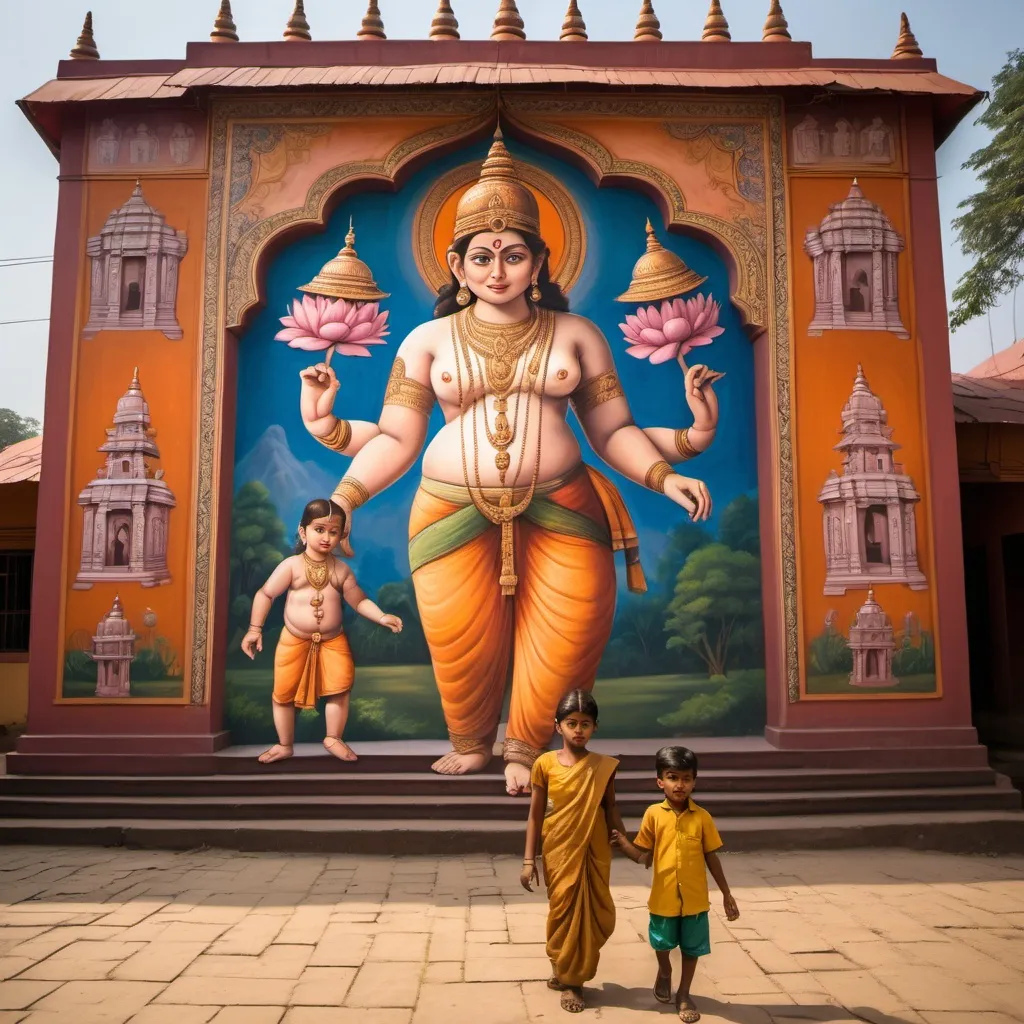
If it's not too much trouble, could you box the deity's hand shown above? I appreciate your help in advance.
[681,362,725,431]
[332,499,356,558]
[379,614,403,634]
[240,629,263,659]
[299,362,341,429]
[664,474,712,521]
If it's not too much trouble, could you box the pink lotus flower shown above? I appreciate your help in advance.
[620,294,724,364]
[275,295,389,361]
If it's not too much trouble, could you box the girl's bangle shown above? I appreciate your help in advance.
[523,859,535,865]
[249,624,263,631]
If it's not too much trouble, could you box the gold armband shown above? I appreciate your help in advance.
[332,477,370,510]
[570,369,624,416]
[383,357,434,417]
[675,428,699,461]
[644,460,674,494]
[314,418,352,453]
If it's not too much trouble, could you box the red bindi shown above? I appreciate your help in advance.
[493,239,502,249]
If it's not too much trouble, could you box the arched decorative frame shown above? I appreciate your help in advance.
[191,91,797,707]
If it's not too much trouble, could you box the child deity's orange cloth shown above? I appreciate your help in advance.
[272,627,354,709]
[408,465,641,763]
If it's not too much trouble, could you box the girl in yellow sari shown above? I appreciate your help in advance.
[521,690,626,1014]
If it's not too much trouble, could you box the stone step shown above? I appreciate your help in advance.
[1,809,1022,855]
[0,784,1018,821]
[0,765,1001,797]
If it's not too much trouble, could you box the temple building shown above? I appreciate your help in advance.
[847,590,898,688]
[818,366,927,595]
[89,595,136,698]
[82,182,187,340]
[74,369,175,589]
[805,180,908,339]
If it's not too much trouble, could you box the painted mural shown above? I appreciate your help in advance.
[227,133,764,775]
[59,176,203,701]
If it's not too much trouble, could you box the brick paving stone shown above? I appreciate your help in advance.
[155,978,296,1006]
[283,1011,411,1024]
[208,915,286,956]
[7,927,128,962]
[289,966,356,1006]
[21,941,147,981]
[185,945,312,980]
[0,959,33,982]
[344,962,421,1008]
[0,981,63,1010]
[209,1009,284,1024]
[791,952,855,971]
[422,963,461,985]
[462,958,551,983]
[27,980,163,1022]
[740,941,806,975]
[112,941,208,982]
[275,909,331,947]
[126,1008,218,1024]
[367,933,429,962]
[412,982,527,1024]
[307,928,372,968]
[919,1015,1022,1024]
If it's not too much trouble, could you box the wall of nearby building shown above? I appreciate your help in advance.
[0,480,37,728]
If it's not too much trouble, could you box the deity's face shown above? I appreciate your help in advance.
[448,231,543,308]
[300,514,342,556]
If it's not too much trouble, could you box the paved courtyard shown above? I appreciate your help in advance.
[0,845,1022,1023]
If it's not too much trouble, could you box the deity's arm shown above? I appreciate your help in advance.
[331,330,435,513]
[571,320,697,494]
[642,424,715,466]
[300,371,382,458]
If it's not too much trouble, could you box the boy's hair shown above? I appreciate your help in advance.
[294,498,347,554]
[655,745,699,778]
[555,688,599,723]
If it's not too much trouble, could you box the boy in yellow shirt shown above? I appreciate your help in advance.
[612,746,739,1023]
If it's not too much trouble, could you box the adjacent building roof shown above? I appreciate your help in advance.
[952,375,1024,426]
[966,338,1024,381]
[0,436,42,485]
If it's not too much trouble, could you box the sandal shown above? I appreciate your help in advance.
[654,971,673,1004]
[677,997,700,1023]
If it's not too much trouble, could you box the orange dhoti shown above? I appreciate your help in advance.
[408,465,645,767]
[272,627,355,710]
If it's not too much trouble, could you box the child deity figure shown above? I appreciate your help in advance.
[241,498,403,764]
[299,129,722,795]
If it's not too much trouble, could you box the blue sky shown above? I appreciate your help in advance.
[1,0,1021,422]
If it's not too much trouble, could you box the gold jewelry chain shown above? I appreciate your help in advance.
[302,552,331,629]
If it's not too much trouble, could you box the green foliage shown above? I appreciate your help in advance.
[950,50,1024,330]
[346,578,431,665]
[655,520,713,595]
[64,649,97,682]
[665,543,762,677]
[893,630,936,676]
[717,493,760,555]
[0,409,40,451]
[808,625,853,676]
[657,670,766,736]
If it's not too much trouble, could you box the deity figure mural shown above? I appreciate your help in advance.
[296,132,725,796]
[169,124,195,165]
[129,123,159,164]
[95,118,121,165]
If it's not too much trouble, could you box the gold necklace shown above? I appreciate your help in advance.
[302,552,330,627]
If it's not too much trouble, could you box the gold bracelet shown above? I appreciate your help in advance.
[675,428,699,461]
[570,369,624,417]
[332,477,370,510]
[314,418,352,453]
[644,460,674,494]
[383,357,435,417]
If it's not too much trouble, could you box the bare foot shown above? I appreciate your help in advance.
[654,969,673,1003]
[505,762,532,796]
[560,988,585,1013]
[323,737,358,762]
[431,750,491,775]
[257,744,293,764]
[677,996,700,1022]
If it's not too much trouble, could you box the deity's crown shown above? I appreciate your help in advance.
[452,128,541,242]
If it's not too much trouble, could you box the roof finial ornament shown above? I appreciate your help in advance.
[560,1,588,42]
[762,0,791,42]
[491,0,526,41]
[283,0,311,41]
[357,1,386,40]
[430,1,459,40]
[70,11,100,59]
[210,1,238,42]
[702,1,731,42]
[634,1,662,42]
[891,12,923,59]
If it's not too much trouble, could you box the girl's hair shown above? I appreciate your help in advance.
[555,688,599,723]
[294,498,347,554]
[433,231,570,319]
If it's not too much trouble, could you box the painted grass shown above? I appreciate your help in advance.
[805,673,937,696]
[61,678,186,699]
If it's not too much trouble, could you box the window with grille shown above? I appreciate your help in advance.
[0,551,33,653]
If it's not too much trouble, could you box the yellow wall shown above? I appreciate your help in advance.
[0,479,35,727]
[0,661,28,728]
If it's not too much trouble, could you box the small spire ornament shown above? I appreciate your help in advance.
[634,1,662,42]
[491,0,526,41]
[891,12,923,59]
[70,11,100,59]
[283,0,311,41]
[357,1,386,40]
[430,1,459,40]
[762,0,791,42]
[560,1,588,42]
[210,0,238,43]
[702,0,730,42]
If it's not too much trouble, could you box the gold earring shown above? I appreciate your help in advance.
[456,285,471,306]
[530,282,542,302]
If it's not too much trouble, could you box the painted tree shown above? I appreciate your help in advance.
[949,50,1024,330]
[0,408,40,451]
[664,543,762,677]
[717,492,760,555]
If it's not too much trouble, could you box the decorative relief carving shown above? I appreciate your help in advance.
[663,122,766,208]
[788,107,899,169]
[87,112,207,173]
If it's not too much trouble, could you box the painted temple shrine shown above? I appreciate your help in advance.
[89,595,136,698]
[847,590,898,688]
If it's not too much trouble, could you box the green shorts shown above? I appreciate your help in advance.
[649,911,711,957]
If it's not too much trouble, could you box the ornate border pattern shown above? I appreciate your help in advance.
[193,91,798,706]
[411,160,588,295]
